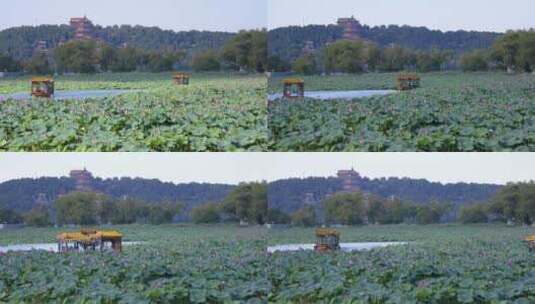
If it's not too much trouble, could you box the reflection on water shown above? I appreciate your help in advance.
[0,90,136,101]
[0,242,143,253]
[268,90,396,101]
[267,242,407,253]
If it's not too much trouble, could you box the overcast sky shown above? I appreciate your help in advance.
[0,153,533,185]
[0,0,267,32]
[268,0,535,32]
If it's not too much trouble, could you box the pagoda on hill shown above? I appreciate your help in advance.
[69,168,94,192]
[337,16,363,41]
[337,168,362,192]
[70,16,95,40]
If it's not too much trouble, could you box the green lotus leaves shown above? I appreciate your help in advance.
[0,73,268,152]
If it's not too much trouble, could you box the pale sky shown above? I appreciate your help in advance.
[0,153,533,185]
[268,0,535,32]
[0,0,267,32]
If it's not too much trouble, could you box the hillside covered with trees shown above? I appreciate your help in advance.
[268,24,500,63]
[0,181,267,227]
[268,176,501,214]
[0,24,234,61]
[0,24,267,74]
[0,176,234,213]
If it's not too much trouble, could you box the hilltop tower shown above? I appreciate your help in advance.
[337,16,363,41]
[69,168,94,192]
[302,40,315,54]
[34,40,48,55]
[337,168,362,192]
[70,16,95,40]
[303,192,317,205]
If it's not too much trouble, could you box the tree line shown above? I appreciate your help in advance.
[0,182,267,227]
[191,182,267,225]
[459,182,535,225]
[268,30,535,74]
[283,41,454,74]
[16,191,183,227]
[267,176,499,215]
[265,182,535,227]
[460,30,535,72]
[0,24,232,61]
[5,27,534,75]
[268,191,452,227]
[0,176,233,214]
[0,29,267,74]
[1,181,533,227]
[268,24,499,64]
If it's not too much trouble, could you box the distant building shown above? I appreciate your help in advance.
[34,40,48,55]
[302,40,315,54]
[337,168,362,192]
[35,193,49,206]
[303,192,316,205]
[337,16,363,41]
[70,16,95,40]
[69,168,94,192]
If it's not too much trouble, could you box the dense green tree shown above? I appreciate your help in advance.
[146,202,182,224]
[267,55,291,72]
[415,48,452,72]
[111,197,142,224]
[55,192,101,225]
[143,51,185,72]
[23,204,51,227]
[24,53,52,75]
[380,198,412,224]
[191,203,221,224]
[460,50,489,71]
[221,30,267,72]
[99,44,118,71]
[192,50,221,72]
[489,182,535,225]
[366,43,382,71]
[379,44,415,72]
[415,202,450,225]
[55,40,99,73]
[0,208,22,224]
[0,54,22,72]
[489,31,535,72]
[323,192,366,225]
[267,208,291,224]
[291,206,316,227]
[325,40,366,74]
[366,194,386,224]
[517,31,535,72]
[292,54,316,75]
[459,203,489,224]
[110,47,140,72]
[222,182,267,225]
[491,31,522,73]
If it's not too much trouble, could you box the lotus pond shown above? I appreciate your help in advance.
[0,72,267,152]
[268,72,535,152]
[1,224,534,303]
[0,224,269,303]
[267,224,535,303]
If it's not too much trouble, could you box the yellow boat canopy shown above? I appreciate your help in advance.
[57,230,123,242]
[283,78,304,85]
[315,228,340,237]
